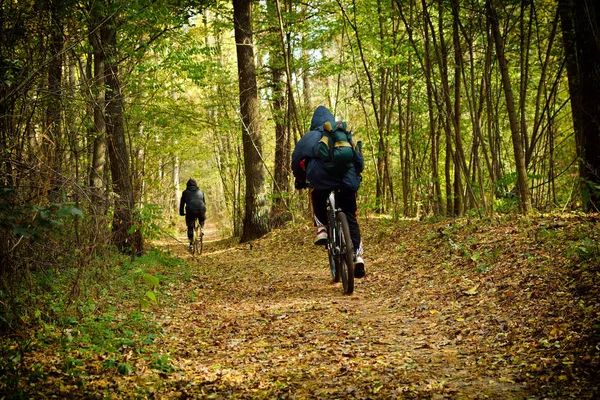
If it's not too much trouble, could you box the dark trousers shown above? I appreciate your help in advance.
[185,210,206,242]
[311,189,362,254]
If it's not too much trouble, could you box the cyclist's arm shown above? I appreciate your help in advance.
[179,192,186,216]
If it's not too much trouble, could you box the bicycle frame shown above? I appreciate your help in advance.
[326,193,341,254]
[326,192,340,281]
[325,190,354,294]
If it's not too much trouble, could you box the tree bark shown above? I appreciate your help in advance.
[397,0,442,215]
[44,1,64,189]
[558,0,600,211]
[271,66,291,227]
[173,154,180,214]
[486,0,532,212]
[102,9,142,254]
[88,3,106,205]
[233,0,270,242]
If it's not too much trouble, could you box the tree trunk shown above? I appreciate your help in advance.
[558,0,600,211]
[450,0,464,216]
[233,0,270,242]
[88,4,106,207]
[102,10,142,254]
[399,0,443,216]
[271,66,291,227]
[401,50,412,216]
[44,2,64,190]
[487,0,532,212]
[173,154,180,214]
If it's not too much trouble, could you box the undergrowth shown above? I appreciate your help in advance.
[0,248,189,399]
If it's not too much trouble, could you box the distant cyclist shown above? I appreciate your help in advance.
[291,106,366,278]
[179,178,206,251]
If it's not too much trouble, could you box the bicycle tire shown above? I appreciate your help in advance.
[198,232,203,255]
[191,225,199,255]
[326,207,340,282]
[327,237,340,282]
[336,212,354,294]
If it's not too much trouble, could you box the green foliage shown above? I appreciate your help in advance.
[150,353,176,373]
[131,204,163,240]
[567,237,600,263]
[117,363,136,375]
[0,187,83,241]
[0,248,188,394]
[580,178,600,211]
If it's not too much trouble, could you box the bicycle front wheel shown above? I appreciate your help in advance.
[328,239,340,282]
[336,212,354,295]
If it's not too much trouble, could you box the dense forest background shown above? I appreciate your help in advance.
[1,0,599,392]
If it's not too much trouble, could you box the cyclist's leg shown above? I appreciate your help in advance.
[337,190,362,255]
[311,189,329,245]
[199,209,206,230]
[185,213,195,243]
[310,189,329,227]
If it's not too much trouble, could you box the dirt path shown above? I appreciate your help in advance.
[152,216,598,399]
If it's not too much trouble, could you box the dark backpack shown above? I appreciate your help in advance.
[316,121,355,175]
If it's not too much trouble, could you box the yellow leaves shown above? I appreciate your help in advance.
[464,284,480,296]
[17,216,600,398]
[373,382,383,394]
[498,376,516,383]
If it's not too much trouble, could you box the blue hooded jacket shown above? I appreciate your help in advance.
[291,106,364,191]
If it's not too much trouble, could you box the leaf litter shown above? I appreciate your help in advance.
[7,214,600,398]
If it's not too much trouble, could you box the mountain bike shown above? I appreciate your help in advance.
[325,190,354,294]
[190,221,204,256]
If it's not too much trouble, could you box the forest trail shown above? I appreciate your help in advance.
[171,220,222,245]
[151,215,598,399]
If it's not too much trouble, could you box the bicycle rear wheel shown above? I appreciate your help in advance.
[336,212,354,294]
[197,231,203,255]
[326,200,339,282]
[191,225,199,255]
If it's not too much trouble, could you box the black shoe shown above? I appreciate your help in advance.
[354,256,365,278]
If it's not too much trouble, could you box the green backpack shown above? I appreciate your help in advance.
[317,121,355,175]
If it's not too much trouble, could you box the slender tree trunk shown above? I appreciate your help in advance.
[275,0,302,140]
[483,26,505,199]
[461,10,489,212]
[423,0,454,216]
[451,0,464,216]
[233,0,270,242]
[528,10,560,167]
[401,49,413,216]
[302,45,312,112]
[487,0,532,212]
[89,5,106,206]
[518,2,533,162]
[271,66,291,227]
[404,0,442,216]
[44,2,64,190]
[173,154,180,213]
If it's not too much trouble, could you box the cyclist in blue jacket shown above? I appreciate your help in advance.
[291,106,366,278]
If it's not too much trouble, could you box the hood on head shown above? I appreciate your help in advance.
[310,106,335,131]
[186,178,198,189]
